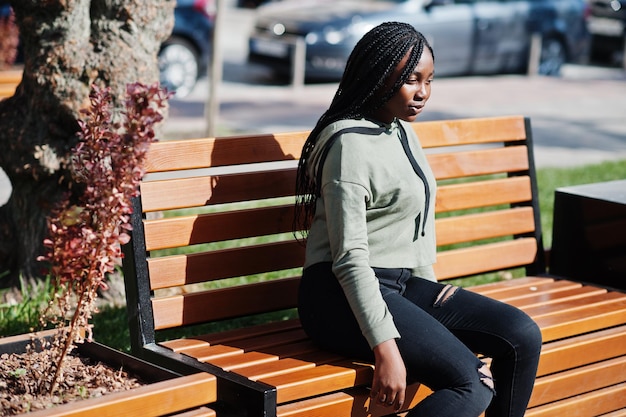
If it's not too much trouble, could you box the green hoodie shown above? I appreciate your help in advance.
[304,118,438,349]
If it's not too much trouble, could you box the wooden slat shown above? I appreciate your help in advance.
[436,207,535,246]
[523,292,626,319]
[469,276,555,295]
[0,70,21,99]
[0,69,22,84]
[599,409,626,417]
[197,319,304,347]
[171,407,217,417]
[474,279,582,303]
[140,168,296,212]
[235,358,317,380]
[435,176,532,213]
[205,351,279,371]
[152,277,300,329]
[277,383,432,417]
[144,205,295,251]
[142,115,527,174]
[145,131,307,173]
[25,373,216,417]
[261,362,374,404]
[414,115,527,148]
[530,356,626,407]
[504,285,608,309]
[525,382,626,417]
[178,345,244,362]
[434,238,538,280]
[148,241,304,289]
[538,325,626,376]
[535,300,626,342]
[428,146,529,180]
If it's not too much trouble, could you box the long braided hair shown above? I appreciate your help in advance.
[293,22,434,239]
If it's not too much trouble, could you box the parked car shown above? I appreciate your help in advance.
[587,0,625,63]
[237,0,280,8]
[248,0,590,80]
[159,0,215,98]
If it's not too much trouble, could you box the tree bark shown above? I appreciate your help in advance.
[0,0,174,286]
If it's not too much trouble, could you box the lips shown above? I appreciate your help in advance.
[409,105,424,114]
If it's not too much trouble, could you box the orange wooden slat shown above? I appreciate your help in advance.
[530,356,626,408]
[476,280,583,304]
[414,115,527,148]
[538,325,626,376]
[436,207,535,246]
[170,407,217,417]
[159,338,212,353]
[209,351,279,371]
[598,408,626,417]
[525,382,626,417]
[148,242,304,289]
[523,292,626,319]
[0,69,23,84]
[206,329,309,354]
[435,176,532,213]
[140,168,296,212]
[25,373,216,417]
[428,146,529,180]
[434,238,538,280]
[152,278,300,329]
[277,383,432,417]
[143,116,527,174]
[235,358,317,381]
[145,131,308,173]
[535,300,626,342]
[469,276,554,295]
[144,205,296,251]
[199,319,304,347]
[261,362,374,404]
[504,285,608,309]
[179,345,244,362]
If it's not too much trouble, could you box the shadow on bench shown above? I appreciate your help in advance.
[122,116,626,417]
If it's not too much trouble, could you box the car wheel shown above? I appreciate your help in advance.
[159,37,200,98]
[538,37,566,76]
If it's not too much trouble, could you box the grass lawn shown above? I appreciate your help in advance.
[2,158,625,352]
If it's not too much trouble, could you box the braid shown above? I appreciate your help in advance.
[294,22,433,240]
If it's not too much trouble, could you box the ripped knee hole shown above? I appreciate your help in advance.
[433,284,459,308]
[478,362,495,392]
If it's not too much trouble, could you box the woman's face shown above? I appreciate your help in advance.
[372,48,434,124]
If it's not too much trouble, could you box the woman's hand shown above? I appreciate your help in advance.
[371,339,406,411]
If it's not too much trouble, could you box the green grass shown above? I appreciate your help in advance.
[2,159,625,352]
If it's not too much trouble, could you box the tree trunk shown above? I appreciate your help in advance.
[0,0,174,286]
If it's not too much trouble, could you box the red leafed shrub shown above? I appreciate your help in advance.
[37,82,170,394]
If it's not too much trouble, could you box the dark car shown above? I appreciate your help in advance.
[248,0,590,80]
[587,0,626,63]
[159,0,215,98]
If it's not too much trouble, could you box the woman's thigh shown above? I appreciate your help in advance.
[299,266,485,389]
[402,277,541,360]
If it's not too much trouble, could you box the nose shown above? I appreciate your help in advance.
[415,82,428,100]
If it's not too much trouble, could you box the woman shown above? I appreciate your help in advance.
[294,22,542,417]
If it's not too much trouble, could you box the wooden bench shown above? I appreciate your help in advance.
[122,115,626,417]
[0,68,20,99]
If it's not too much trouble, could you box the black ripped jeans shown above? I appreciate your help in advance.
[298,263,542,417]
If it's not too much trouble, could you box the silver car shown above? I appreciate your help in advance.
[248,0,590,79]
